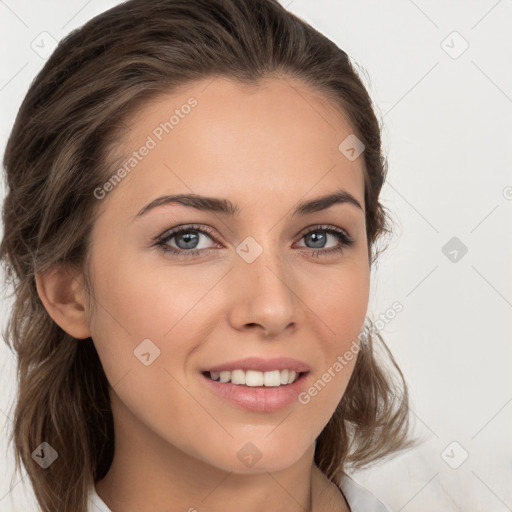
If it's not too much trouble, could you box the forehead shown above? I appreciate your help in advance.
[96,76,366,221]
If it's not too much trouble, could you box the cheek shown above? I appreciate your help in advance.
[87,247,224,385]
[331,272,369,340]
[295,260,369,412]
[86,255,219,446]
[305,257,370,346]
[89,240,204,337]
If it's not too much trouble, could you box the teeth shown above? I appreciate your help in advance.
[207,369,300,386]
[246,370,263,386]
[263,370,280,387]
[231,369,246,385]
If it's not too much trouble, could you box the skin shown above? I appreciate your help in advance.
[35,76,370,512]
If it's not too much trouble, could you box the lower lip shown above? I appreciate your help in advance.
[201,372,310,412]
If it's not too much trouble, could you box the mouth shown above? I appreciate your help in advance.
[199,356,311,412]
[200,369,310,412]
[202,369,307,387]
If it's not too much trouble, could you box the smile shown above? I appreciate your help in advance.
[205,369,303,386]
[201,370,310,412]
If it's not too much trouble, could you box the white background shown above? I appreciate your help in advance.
[1,1,511,511]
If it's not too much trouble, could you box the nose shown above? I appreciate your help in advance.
[227,241,298,338]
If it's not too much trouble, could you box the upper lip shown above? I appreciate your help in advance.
[204,357,311,373]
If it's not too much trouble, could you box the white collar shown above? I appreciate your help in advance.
[336,473,392,511]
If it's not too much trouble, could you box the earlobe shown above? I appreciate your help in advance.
[35,266,92,340]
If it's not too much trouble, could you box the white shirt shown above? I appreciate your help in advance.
[88,474,392,512]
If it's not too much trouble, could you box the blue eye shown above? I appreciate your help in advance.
[297,226,354,258]
[154,224,219,258]
[153,223,354,259]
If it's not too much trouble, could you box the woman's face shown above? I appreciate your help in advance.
[86,76,370,474]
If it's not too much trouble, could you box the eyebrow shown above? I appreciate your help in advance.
[133,188,363,221]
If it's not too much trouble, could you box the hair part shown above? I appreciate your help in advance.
[1,0,416,510]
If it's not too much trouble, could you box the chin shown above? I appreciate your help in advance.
[198,437,312,475]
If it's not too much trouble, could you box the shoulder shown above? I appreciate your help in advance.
[335,472,393,512]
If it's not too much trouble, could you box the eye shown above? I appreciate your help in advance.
[153,224,219,258]
[153,223,354,258]
[294,224,355,257]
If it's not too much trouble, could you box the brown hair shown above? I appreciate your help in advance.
[0,0,416,510]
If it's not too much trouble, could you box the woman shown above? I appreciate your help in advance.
[0,0,415,510]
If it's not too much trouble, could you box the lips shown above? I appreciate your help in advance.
[203,356,311,373]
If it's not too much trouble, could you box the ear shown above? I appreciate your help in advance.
[35,266,92,340]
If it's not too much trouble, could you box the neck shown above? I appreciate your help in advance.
[95,391,349,512]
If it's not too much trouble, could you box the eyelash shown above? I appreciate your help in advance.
[153,223,355,259]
